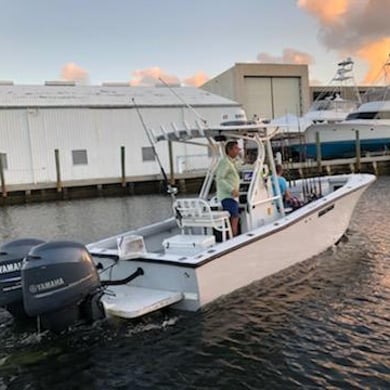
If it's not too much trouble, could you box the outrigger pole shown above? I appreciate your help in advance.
[157,78,221,201]
[158,77,208,125]
[132,97,177,198]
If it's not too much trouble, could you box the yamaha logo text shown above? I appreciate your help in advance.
[0,262,22,274]
[29,277,65,294]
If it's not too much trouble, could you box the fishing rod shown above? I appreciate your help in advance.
[158,77,208,125]
[132,97,177,199]
[158,78,221,200]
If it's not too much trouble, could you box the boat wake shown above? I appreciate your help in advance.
[0,307,183,387]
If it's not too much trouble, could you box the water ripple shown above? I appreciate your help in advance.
[1,178,390,389]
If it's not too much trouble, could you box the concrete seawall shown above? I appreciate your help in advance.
[0,155,388,206]
[283,154,390,180]
[0,172,205,206]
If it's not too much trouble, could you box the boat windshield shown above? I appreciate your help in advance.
[309,99,357,112]
[345,110,390,120]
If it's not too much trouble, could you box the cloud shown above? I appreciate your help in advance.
[257,48,314,65]
[60,63,89,83]
[182,72,209,87]
[130,67,180,86]
[129,67,210,87]
[357,38,390,83]
[297,0,390,83]
[297,0,349,25]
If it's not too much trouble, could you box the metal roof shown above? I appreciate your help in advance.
[0,84,239,108]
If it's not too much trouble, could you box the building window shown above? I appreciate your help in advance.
[142,147,155,162]
[72,149,88,165]
[0,153,8,170]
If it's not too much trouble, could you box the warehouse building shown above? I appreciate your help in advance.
[201,63,311,121]
[0,83,244,191]
[1,64,377,202]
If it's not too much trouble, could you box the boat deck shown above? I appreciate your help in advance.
[89,175,356,267]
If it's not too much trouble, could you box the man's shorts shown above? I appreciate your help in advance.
[221,198,239,217]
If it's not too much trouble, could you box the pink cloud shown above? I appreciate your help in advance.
[60,63,89,83]
[130,67,180,86]
[182,72,209,87]
[257,48,314,65]
[297,0,390,83]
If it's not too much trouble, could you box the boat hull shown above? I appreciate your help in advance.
[191,183,364,309]
[93,174,374,312]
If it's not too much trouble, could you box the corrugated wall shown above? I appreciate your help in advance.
[0,109,35,184]
[0,104,243,186]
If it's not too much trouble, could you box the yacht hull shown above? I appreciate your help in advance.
[292,123,390,159]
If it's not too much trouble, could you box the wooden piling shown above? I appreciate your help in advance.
[315,132,322,174]
[355,130,361,173]
[121,145,126,187]
[97,183,103,197]
[0,154,6,198]
[55,149,62,192]
[179,179,187,193]
[372,161,378,175]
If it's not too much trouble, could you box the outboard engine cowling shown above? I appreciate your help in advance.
[22,241,105,332]
[0,238,45,318]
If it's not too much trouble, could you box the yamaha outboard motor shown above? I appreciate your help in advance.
[22,241,105,332]
[0,238,45,319]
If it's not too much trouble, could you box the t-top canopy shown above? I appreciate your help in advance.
[149,120,281,144]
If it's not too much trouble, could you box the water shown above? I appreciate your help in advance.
[0,181,389,389]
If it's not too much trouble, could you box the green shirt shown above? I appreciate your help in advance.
[216,156,240,201]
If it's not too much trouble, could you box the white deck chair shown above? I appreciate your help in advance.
[172,198,233,242]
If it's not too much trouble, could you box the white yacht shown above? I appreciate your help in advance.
[292,90,390,160]
[289,56,390,160]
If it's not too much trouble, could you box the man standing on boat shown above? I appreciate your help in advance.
[216,140,241,236]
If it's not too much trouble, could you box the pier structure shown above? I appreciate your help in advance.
[0,150,387,205]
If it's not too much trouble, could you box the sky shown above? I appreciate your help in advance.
[1,0,390,87]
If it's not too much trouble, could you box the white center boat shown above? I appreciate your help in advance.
[87,121,375,318]
[0,120,375,331]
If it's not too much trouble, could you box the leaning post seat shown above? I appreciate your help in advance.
[172,198,233,241]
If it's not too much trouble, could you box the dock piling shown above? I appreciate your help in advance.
[0,154,6,198]
[55,149,62,192]
[121,146,126,187]
[372,161,378,175]
[315,132,322,175]
[355,130,361,172]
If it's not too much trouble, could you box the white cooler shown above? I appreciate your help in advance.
[163,234,216,256]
